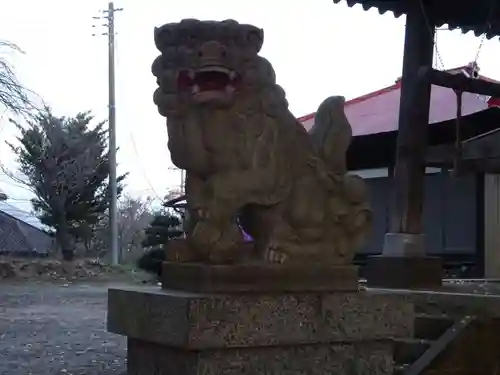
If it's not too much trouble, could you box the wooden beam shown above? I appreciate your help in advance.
[426,128,500,164]
[422,67,500,97]
[426,144,454,164]
[164,194,186,207]
[425,149,500,173]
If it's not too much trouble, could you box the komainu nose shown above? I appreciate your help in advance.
[197,41,227,61]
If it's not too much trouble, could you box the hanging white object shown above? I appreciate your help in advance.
[461,62,480,79]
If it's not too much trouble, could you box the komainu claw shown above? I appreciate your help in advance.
[265,247,288,264]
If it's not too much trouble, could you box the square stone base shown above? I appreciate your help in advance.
[108,287,413,348]
[108,286,414,374]
[365,256,443,289]
[127,337,393,375]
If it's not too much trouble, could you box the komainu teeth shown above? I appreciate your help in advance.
[188,70,195,79]
[229,71,236,79]
[225,85,235,93]
[198,66,230,74]
[192,85,200,93]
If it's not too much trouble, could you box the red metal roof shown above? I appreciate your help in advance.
[298,64,499,136]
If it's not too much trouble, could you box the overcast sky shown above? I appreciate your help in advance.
[1,0,500,215]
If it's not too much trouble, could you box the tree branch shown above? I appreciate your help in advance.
[0,40,40,117]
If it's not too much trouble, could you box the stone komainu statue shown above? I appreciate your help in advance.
[152,19,372,265]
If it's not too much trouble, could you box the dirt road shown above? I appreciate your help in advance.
[0,283,127,375]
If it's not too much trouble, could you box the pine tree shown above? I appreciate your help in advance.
[142,212,183,248]
[137,211,183,276]
[7,107,127,260]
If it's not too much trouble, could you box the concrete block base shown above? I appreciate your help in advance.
[365,256,443,289]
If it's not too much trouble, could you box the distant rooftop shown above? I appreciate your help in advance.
[0,202,47,231]
[298,63,500,136]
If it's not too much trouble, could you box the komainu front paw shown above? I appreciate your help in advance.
[190,221,222,252]
[190,221,243,264]
[193,207,210,220]
[165,239,197,262]
[264,244,289,264]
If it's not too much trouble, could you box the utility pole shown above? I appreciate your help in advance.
[93,2,123,265]
[167,166,185,195]
[180,169,185,194]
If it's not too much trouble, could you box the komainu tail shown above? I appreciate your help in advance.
[307,96,353,174]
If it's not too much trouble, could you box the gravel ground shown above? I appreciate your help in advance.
[1,280,499,375]
[0,283,127,375]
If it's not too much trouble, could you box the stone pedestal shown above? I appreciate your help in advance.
[161,262,359,293]
[107,264,414,375]
[365,233,443,289]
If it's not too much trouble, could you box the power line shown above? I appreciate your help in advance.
[112,35,165,202]
[0,171,35,193]
[111,34,183,201]
[127,130,164,200]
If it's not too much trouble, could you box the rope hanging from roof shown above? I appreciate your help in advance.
[449,0,492,177]
[450,0,496,177]
[452,90,463,177]
[452,63,482,177]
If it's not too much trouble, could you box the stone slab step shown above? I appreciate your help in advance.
[414,313,454,340]
[394,363,410,375]
[393,338,431,365]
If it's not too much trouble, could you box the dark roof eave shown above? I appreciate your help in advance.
[333,0,500,39]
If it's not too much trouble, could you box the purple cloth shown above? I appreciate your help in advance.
[242,229,253,242]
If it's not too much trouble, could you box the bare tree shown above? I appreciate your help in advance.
[0,40,36,117]
[118,196,154,257]
[90,196,154,262]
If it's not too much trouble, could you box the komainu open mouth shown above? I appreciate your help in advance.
[177,66,241,94]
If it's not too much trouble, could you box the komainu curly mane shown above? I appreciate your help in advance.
[152,19,372,265]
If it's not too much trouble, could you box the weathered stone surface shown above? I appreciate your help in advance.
[161,262,359,293]
[107,287,413,349]
[382,233,425,257]
[127,338,393,375]
[152,18,372,265]
[370,287,500,318]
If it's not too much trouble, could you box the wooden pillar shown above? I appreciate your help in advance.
[365,1,443,288]
[484,174,500,278]
[391,3,434,234]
